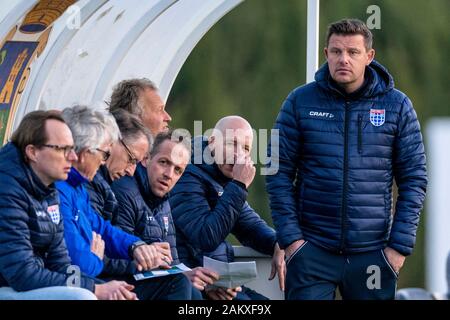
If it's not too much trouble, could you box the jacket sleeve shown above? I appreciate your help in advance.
[111,182,140,236]
[232,202,277,256]
[388,97,427,256]
[86,191,140,260]
[58,188,104,277]
[266,93,304,249]
[101,182,140,276]
[85,179,105,219]
[101,256,136,277]
[170,172,247,252]
[0,187,95,292]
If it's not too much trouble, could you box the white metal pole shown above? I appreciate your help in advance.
[306,0,320,83]
[426,118,450,295]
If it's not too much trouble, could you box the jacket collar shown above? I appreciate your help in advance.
[0,142,56,200]
[27,166,57,200]
[315,60,394,99]
[66,167,89,188]
[134,163,167,209]
[97,165,112,185]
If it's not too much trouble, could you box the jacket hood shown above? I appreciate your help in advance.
[0,142,54,200]
[315,60,394,98]
[191,135,230,186]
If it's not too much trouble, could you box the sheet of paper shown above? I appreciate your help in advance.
[133,263,191,281]
[203,256,257,288]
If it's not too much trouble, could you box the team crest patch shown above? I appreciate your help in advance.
[369,109,385,127]
[47,204,60,225]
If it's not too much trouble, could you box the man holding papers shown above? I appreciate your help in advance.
[170,116,286,300]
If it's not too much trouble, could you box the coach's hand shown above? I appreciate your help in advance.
[285,239,305,261]
[384,247,405,274]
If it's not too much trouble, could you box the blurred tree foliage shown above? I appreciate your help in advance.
[168,0,450,290]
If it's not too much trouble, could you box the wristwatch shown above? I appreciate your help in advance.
[128,240,146,258]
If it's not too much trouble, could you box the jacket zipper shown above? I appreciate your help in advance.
[158,215,169,240]
[340,102,350,253]
[358,114,363,154]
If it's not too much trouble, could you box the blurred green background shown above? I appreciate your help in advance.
[168,0,450,290]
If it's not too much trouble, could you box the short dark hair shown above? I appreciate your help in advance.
[108,78,157,118]
[326,18,373,50]
[110,108,152,146]
[150,129,190,159]
[10,110,66,161]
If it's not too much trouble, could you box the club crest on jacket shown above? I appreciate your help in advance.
[370,109,385,127]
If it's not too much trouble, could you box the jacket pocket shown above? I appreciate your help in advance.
[380,249,399,278]
[285,241,308,266]
[358,114,363,154]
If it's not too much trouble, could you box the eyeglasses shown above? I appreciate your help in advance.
[95,148,111,161]
[120,139,138,165]
[41,144,75,157]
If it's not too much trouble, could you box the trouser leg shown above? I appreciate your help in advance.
[0,286,97,300]
[132,274,192,300]
[340,249,397,300]
[285,241,343,300]
[102,273,192,300]
[234,286,269,300]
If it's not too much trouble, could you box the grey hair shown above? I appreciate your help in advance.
[108,78,158,119]
[61,105,120,153]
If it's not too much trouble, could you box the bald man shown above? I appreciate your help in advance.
[170,116,285,300]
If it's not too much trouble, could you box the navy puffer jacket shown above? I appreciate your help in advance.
[85,166,136,277]
[111,164,179,264]
[170,137,277,268]
[0,143,95,291]
[86,165,117,221]
[266,60,427,256]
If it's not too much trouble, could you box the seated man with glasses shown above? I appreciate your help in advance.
[56,106,193,300]
[85,109,149,222]
[41,143,76,157]
[0,110,130,300]
[86,109,153,277]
